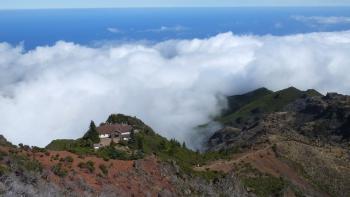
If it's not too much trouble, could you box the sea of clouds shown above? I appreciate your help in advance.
[0,31,350,148]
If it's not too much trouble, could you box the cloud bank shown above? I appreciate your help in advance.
[292,16,350,25]
[0,31,350,148]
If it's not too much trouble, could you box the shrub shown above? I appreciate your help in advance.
[32,146,47,153]
[64,156,74,163]
[86,161,95,172]
[51,154,60,161]
[96,146,129,160]
[23,145,31,151]
[51,163,67,177]
[272,144,277,153]
[0,164,8,175]
[99,164,108,176]
[18,143,24,149]
[130,150,144,160]
[242,176,285,197]
[0,150,8,160]
[194,170,225,182]
[78,160,95,173]
[9,154,43,173]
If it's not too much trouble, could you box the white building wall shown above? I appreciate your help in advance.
[99,134,110,138]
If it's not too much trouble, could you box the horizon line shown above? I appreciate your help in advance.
[1,5,350,11]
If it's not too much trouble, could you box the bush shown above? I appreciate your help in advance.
[32,146,47,153]
[96,146,129,160]
[242,176,285,197]
[0,150,8,160]
[78,160,95,173]
[64,156,74,163]
[0,164,8,175]
[9,153,43,173]
[272,144,277,153]
[51,154,60,161]
[86,161,95,172]
[99,164,108,176]
[51,163,67,177]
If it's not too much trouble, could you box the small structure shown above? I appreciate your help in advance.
[93,123,133,150]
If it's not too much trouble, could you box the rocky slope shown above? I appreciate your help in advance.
[205,87,350,197]
[0,115,249,197]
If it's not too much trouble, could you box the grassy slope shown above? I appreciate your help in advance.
[46,139,76,151]
[219,87,322,125]
[225,87,273,115]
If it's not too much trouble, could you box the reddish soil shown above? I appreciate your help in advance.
[194,142,328,196]
[2,147,174,196]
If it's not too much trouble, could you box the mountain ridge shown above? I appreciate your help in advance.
[0,87,349,197]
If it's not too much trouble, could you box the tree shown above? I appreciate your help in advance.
[83,121,100,144]
[136,136,144,151]
[128,130,136,146]
[182,142,187,149]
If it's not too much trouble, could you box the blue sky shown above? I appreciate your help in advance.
[1,0,350,9]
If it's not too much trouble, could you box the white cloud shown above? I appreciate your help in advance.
[274,22,283,29]
[107,27,121,33]
[144,25,188,33]
[0,31,350,148]
[292,15,350,25]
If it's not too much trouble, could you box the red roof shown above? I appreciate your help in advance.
[97,124,132,134]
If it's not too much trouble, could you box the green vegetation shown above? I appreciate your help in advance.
[0,150,8,160]
[236,162,286,197]
[99,164,108,176]
[51,163,68,177]
[43,114,250,181]
[96,145,129,160]
[78,160,95,173]
[7,152,43,173]
[46,138,96,156]
[45,121,101,155]
[11,154,42,172]
[0,164,8,175]
[193,169,226,181]
[0,135,14,147]
[64,156,74,163]
[242,176,285,197]
[130,131,235,175]
[107,114,154,133]
[46,139,77,151]
[219,87,322,125]
[224,87,273,116]
[272,143,277,154]
[130,132,198,173]
[82,121,100,144]
[31,146,48,153]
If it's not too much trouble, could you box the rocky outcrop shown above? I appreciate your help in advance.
[207,89,350,196]
[160,161,251,197]
[209,91,350,151]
